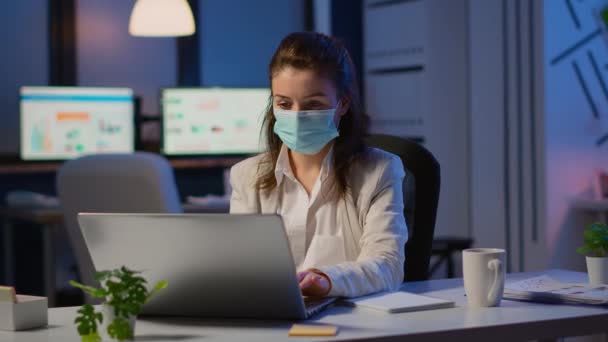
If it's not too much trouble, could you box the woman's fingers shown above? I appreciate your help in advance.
[299,272,313,288]
[299,272,330,296]
[297,271,308,283]
[313,273,329,289]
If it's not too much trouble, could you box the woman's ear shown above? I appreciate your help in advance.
[337,97,351,116]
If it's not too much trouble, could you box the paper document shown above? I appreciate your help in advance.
[504,275,608,305]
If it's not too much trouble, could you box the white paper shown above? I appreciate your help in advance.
[343,291,454,313]
[504,276,608,304]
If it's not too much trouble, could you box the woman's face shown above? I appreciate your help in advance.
[271,67,348,120]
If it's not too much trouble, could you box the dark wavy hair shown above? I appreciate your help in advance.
[256,32,369,198]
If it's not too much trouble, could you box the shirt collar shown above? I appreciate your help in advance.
[274,144,291,185]
[274,144,334,186]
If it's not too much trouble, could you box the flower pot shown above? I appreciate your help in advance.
[586,256,608,285]
[101,304,137,340]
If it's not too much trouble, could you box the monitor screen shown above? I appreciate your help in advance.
[161,88,270,156]
[20,86,135,161]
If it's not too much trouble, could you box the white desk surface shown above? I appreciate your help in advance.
[3,269,607,342]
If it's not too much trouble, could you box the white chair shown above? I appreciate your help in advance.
[56,152,182,289]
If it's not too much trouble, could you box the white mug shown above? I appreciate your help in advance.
[463,248,506,307]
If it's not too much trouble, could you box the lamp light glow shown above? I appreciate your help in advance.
[129,0,195,37]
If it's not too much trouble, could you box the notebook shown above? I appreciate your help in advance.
[342,291,455,313]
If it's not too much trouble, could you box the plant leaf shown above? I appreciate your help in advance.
[580,222,608,256]
[74,304,100,337]
[576,246,590,255]
[70,281,106,298]
[94,271,111,282]
[147,280,168,301]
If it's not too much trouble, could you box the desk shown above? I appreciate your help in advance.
[2,269,607,341]
[0,157,244,175]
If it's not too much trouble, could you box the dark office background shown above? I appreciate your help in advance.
[0,0,366,305]
[2,0,608,310]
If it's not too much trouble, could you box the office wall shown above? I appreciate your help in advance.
[363,0,471,242]
[0,0,48,154]
[77,0,304,116]
[470,0,608,273]
[78,0,306,108]
[313,0,331,35]
[364,0,550,273]
[76,0,177,115]
[544,0,608,270]
[199,0,305,87]
[469,0,547,273]
[423,0,471,241]
[0,0,305,152]
[469,0,508,257]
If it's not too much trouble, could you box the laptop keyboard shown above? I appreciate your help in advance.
[304,297,337,317]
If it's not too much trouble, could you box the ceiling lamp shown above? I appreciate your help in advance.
[129,0,195,37]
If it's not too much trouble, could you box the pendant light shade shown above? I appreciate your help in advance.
[129,0,195,37]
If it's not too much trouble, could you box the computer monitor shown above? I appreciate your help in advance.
[20,86,135,161]
[161,87,270,156]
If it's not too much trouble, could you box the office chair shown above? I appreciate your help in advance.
[365,134,441,281]
[56,152,182,289]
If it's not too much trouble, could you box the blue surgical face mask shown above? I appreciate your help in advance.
[273,108,340,155]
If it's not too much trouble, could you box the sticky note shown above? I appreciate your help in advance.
[0,286,17,303]
[288,324,339,337]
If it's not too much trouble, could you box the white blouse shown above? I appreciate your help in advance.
[229,146,407,298]
[273,145,346,272]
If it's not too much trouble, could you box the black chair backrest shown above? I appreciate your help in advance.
[365,134,441,281]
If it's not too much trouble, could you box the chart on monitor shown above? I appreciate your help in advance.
[20,86,135,161]
[161,88,270,156]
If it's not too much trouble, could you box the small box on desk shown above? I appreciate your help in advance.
[0,295,48,331]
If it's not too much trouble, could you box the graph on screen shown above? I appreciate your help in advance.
[20,87,134,160]
[162,88,270,155]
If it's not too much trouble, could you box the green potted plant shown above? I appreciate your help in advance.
[70,266,167,341]
[577,222,608,285]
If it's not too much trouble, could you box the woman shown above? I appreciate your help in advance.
[230,32,407,298]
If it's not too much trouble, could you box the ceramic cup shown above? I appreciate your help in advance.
[463,248,506,307]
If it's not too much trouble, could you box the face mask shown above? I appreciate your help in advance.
[273,108,340,155]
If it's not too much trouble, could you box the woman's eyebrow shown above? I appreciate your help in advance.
[273,92,327,99]
[304,92,327,98]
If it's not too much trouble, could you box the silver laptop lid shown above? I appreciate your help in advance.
[77,213,308,319]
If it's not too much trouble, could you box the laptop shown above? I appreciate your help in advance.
[77,213,336,320]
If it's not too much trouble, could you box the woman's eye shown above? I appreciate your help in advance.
[305,102,325,110]
[277,102,291,109]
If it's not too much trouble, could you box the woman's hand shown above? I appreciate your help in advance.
[297,269,332,297]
